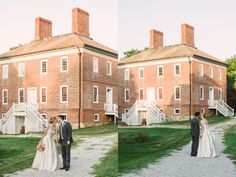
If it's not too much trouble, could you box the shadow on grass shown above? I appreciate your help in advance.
[224,125,236,165]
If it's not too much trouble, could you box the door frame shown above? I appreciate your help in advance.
[106,87,113,111]
[208,87,214,106]
[27,87,37,104]
[146,87,155,102]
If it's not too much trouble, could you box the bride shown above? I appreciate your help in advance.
[197,114,216,158]
[32,116,60,171]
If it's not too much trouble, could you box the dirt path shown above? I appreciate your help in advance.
[7,133,117,177]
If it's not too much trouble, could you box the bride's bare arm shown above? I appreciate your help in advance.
[39,126,50,143]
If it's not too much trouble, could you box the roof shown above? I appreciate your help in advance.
[0,33,117,59]
[119,44,226,66]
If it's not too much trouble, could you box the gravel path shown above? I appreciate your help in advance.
[122,119,236,177]
[6,133,117,177]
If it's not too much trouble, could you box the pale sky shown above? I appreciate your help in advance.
[0,0,118,54]
[0,0,236,61]
[119,0,236,60]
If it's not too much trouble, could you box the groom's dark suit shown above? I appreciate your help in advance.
[59,120,73,169]
[190,117,200,156]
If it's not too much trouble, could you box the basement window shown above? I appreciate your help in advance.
[94,113,99,122]
[174,108,181,115]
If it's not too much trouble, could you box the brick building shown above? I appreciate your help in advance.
[0,7,118,134]
[119,24,234,125]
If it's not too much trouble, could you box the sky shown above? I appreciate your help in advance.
[0,0,236,61]
[0,0,118,54]
[119,0,236,60]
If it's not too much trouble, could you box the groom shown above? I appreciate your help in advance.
[57,115,73,171]
[190,112,201,156]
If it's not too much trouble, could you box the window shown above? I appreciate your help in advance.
[174,108,181,115]
[158,87,163,101]
[124,69,130,80]
[41,60,47,74]
[218,88,223,100]
[124,89,130,101]
[2,89,8,104]
[139,88,144,100]
[139,67,144,79]
[200,108,205,114]
[59,113,67,120]
[40,87,47,103]
[93,85,99,103]
[125,109,129,113]
[41,114,47,119]
[18,88,24,103]
[107,61,112,75]
[218,69,222,80]
[174,64,180,76]
[174,86,181,100]
[157,66,163,77]
[199,64,204,77]
[93,57,98,73]
[61,57,68,72]
[18,63,25,77]
[200,86,204,100]
[94,113,99,121]
[2,65,8,79]
[209,66,213,78]
[60,85,68,103]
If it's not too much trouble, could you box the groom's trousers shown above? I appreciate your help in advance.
[191,136,199,156]
[61,140,71,168]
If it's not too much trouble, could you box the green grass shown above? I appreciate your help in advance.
[118,127,189,174]
[0,136,40,177]
[93,145,118,177]
[224,125,236,165]
[161,116,231,126]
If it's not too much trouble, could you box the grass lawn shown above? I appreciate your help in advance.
[224,125,236,165]
[93,145,118,177]
[118,127,190,174]
[161,115,231,126]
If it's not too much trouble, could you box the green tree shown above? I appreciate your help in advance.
[123,47,148,58]
[226,55,236,110]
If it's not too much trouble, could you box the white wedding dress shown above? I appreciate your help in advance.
[32,126,60,171]
[197,118,216,158]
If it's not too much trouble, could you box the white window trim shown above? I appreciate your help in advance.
[60,56,68,72]
[157,87,164,101]
[174,86,181,100]
[107,61,112,76]
[18,88,24,104]
[40,87,47,104]
[139,88,144,100]
[93,85,99,103]
[93,57,99,73]
[40,59,48,74]
[138,67,144,79]
[174,64,181,76]
[209,66,213,78]
[218,88,223,100]
[157,65,164,77]
[174,108,181,115]
[200,86,204,100]
[199,64,204,77]
[201,108,205,114]
[18,63,25,77]
[124,68,130,80]
[59,113,67,121]
[60,85,68,103]
[2,89,8,105]
[124,89,130,102]
[218,68,222,80]
[2,65,8,79]
[94,113,100,122]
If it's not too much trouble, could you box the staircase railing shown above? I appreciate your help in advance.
[208,100,234,117]
[104,103,118,117]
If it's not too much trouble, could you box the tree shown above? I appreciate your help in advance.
[123,47,148,58]
[226,55,236,110]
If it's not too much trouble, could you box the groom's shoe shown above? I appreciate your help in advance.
[65,168,70,171]
[60,167,66,170]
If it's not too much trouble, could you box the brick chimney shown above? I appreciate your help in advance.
[181,23,195,47]
[149,29,163,49]
[35,17,52,40]
[72,7,90,37]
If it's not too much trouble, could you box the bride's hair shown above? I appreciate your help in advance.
[48,116,57,125]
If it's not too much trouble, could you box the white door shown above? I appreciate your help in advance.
[106,88,113,111]
[147,87,155,102]
[28,87,37,104]
[209,87,214,106]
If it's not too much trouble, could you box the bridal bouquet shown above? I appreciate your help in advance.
[36,143,45,151]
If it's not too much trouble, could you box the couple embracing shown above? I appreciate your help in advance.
[190,112,216,158]
[32,115,73,171]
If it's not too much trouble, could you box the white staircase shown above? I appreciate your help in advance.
[208,100,234,117]
[0,103,47,134]
[122,100,166,125]
[104,103,118,123]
